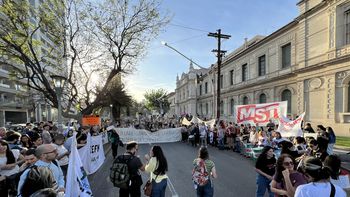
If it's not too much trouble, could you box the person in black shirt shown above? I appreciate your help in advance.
[118,141,145,197]
[255,146,276,197]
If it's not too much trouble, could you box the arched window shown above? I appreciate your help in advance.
[230,99,235,114]
[206,103,209,115]
[243,96,249,105]
[281,89,292,113]
[259,93,267,104]
[220,101,224,115]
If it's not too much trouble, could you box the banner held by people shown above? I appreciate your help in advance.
[66,133,93,197]
[79,133,106,175]
[235,101,287,126]
[277,112,305,137]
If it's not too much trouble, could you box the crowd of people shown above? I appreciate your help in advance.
[180,119,349,197]
[0,121,115,197]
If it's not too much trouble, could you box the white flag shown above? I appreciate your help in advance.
[181,117,191,126]
[277,112,305,137]
[66,133,93,197]
[79,133,105,174]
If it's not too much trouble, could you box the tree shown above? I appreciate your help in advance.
[0,0,170,120]
[144,88,170,116]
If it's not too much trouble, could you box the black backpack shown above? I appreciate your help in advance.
[110,155,134,189]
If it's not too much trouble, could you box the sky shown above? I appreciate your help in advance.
[124,0,299,101]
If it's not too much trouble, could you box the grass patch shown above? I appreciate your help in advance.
[336,136,350,147]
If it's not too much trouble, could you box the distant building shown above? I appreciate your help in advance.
[175,0,350,135]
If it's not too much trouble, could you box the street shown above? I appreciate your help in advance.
[89,142,257,197]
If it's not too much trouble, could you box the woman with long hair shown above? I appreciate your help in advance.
[271,154,307,197]
[255,146,276,197]
[145,145,168,197]
[192,147,217,197]
[295,157,346,197]
[0,139,20,196]
[20,134,33,149]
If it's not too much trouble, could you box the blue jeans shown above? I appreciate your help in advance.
[256,174,273,197]
[151,179,167,197]
[196,180,214,197]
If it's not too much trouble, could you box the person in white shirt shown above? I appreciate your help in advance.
[295,157,346,197]
[53,134,69,177]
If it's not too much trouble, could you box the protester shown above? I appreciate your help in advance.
[109,129,123,159]
[308,139,328,162]
[31,135,43,149]
[117,141,145,197]
[303,123,315,133]
[270,154,307,197]
[53,134,69,177]
[280,141,300,159]
[199,123,208,147]
[272,132,286,148]
[19,148,38,172]
[18,144,65,195]
[193,146,217,197]
[295,157,346,197]
[326,127,336,155]
[41,123,52,144]
[0,127,6,139]
[226,122,235,150]
[0,139,20,196]
[20,134,33,149]
[144,145,168,197]
[324,155,350,191]
[255,146,276,197]
[257,131,269,147]
[19,166,58,197]
[217,121,225,150]
[294,137,307,155]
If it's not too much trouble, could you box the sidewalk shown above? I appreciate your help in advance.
[334,146,350,173]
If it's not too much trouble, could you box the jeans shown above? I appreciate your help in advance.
[327,143,334,155]
[196,180,213,197]
[218,138,224,150]
[200,136,207,147]
[151,179,167,197]
[256,174,273,197]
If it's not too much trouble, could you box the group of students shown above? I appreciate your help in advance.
[252,123,349,197]
[0,121,110,197]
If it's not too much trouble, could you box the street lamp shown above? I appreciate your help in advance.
[161,41,207,69]
[110,104,113,124]
[51,75,66,133]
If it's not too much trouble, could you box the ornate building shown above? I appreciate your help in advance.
[175,0,350,136]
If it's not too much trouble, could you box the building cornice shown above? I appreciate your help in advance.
[221,20,299,68]
[295,0,328,21]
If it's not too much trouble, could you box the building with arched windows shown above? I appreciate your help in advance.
[174,0,350,135]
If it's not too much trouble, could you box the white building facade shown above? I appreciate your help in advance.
[175,0,350,136]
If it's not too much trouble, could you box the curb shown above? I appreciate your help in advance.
[334,145,350,151]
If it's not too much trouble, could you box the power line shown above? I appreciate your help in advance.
[167,33,207,45]
[169,23,209,33]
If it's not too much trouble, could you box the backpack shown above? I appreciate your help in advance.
[192,159,209,186]
[110,155,134,189]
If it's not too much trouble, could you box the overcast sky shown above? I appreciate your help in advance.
[124,0,299,101]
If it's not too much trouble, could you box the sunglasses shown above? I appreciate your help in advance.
[283,161,294,166]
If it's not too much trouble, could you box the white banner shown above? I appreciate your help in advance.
[66,133,92,197]
[235,101,287,126]
[277,112,305,137]
[79,134,106,175]
[181,117,192,126]
[111,127,182,144]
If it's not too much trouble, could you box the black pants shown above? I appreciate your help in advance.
[119,183,141,197]
[111,143,119,158]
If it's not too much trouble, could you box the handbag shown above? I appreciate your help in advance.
[143,179,152,196]
[143,173,158,196]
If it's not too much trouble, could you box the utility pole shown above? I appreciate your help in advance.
[208,29,231,120]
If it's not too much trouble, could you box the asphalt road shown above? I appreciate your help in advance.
[89,142,258,197]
